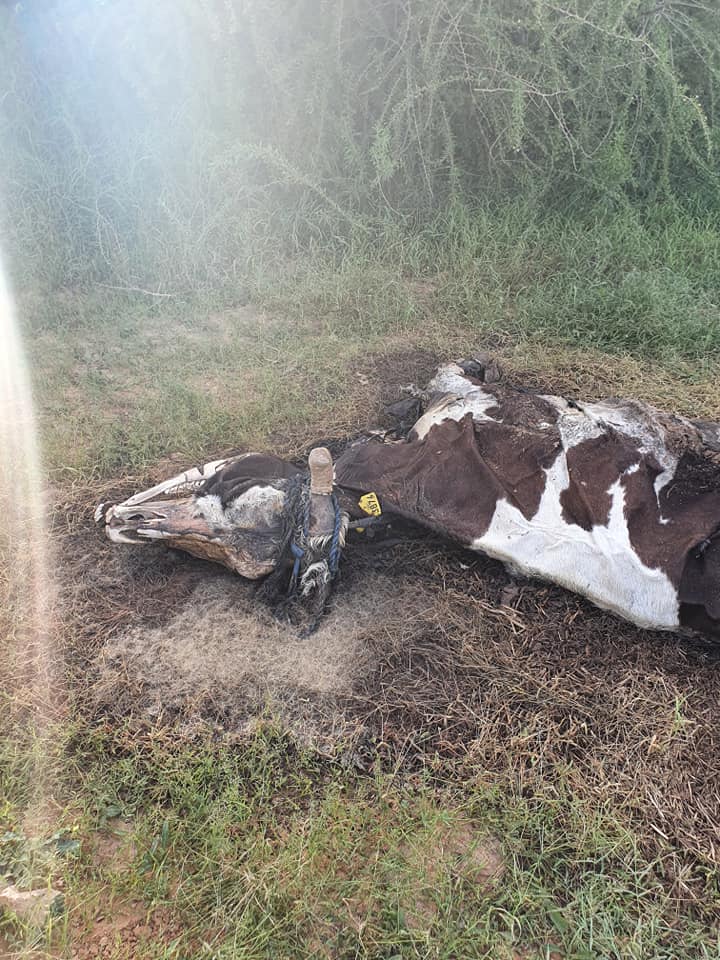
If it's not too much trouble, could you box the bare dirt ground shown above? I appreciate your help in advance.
[51,346,720,919]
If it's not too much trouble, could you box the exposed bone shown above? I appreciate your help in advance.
[95,454,269,526]
[104,496,212,544]
[120,458,231,505]
[307,447,337,541]
[308,447,334,495]
[95,456,269,527]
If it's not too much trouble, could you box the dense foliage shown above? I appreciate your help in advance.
[1,0,719,288]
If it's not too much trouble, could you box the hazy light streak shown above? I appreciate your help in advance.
[0,253,59,836]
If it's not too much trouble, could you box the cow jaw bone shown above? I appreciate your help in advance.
[97,457,288,580]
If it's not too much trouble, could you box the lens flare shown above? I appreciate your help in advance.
[0,255,59,831]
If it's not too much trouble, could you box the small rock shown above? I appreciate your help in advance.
[0,883,64,926]
[501,584,520,605]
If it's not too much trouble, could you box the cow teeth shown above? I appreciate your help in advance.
[106,527,144,544]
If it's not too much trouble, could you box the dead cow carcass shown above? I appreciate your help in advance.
[97,359,720,639]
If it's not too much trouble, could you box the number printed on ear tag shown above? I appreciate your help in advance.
[358,492,382,516]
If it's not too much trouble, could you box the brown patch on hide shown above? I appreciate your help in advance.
[620,456,676,573]
[619,448,720,601]
[560,435,639,531]
[336,414,560,543]
[667,453,720,632]
[663,448,720,504]
[473,419,560,520]
[481,384,561,433]
[339,416,502,542]
[200,453,301,505]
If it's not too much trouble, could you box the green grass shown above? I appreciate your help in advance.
[22,203,720,482]
[27,295,388,480]
[202,201,720,362]
[3,1,720,951]
[2,721,719,959]
[417,203,720,363]
[2,203,720,958]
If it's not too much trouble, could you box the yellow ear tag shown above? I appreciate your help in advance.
[358,492,382,517]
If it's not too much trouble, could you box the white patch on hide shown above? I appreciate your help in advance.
[195,485,285,531]
[582,400,678,499]
[543,396,678,498]
[427,363,483,396]
[412,363,499,440]
[472,452,680,631]
[540,397,605,449]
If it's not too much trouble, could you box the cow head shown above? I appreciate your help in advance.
[96,453,301,579]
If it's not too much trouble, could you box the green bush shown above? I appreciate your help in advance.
[1,0,719,290]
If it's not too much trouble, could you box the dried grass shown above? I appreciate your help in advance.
[43,347,720,916]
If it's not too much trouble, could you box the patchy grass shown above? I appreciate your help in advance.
[2,726,720,959]
[4,223,720,958]
[23,208,720,484]
[27,292,432,482]
[241,205,720,365]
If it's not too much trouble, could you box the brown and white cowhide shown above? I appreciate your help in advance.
[98,359,720,639]
[335,361,720,638]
